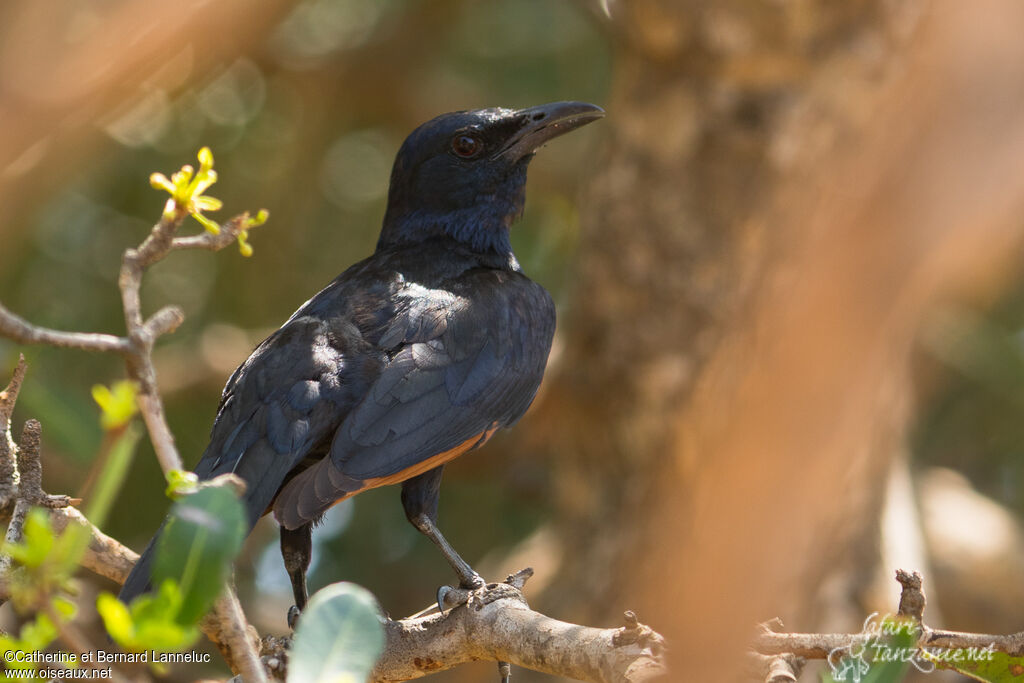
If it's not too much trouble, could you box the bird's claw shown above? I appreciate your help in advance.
[436,573,486,613]
[287,605,302,630]
[436,585,452,613]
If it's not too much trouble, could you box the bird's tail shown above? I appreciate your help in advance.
[119,440,292,605]
[118,518,167,605]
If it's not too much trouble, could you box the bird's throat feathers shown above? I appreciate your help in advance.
[378,161,529,257]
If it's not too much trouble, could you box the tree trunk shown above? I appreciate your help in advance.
[531,0,899,617]
[517,0,1024,679]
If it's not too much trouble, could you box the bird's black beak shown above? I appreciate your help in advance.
[497,101,605,161]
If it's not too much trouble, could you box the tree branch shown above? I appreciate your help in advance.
[754,569,1024,664]
[0,187,663,683]
[750,653,804,683]
[204,589,269,683]
[0,307,130,354]
[0,417,71,586]
[0,204,268,679]
[379,587,664,682]
[260,569,666,683]
[1,500,271,680]
[0,209,265,477]
[49,506,139,585]
[170,213,261,252]
[0,354,27,508]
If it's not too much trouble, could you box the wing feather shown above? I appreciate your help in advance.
[273,273,554,525]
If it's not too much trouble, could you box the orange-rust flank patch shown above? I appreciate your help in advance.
[1009,662,1024,676]
[361,427,498,490]
[413,657,443,671]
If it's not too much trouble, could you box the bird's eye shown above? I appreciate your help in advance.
[451,134,483,158]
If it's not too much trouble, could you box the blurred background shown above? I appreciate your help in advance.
[3,1,1024,681]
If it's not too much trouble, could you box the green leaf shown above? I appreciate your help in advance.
[20,612,58,652]
[823,615,915,683]
[164,469,199,499]
[153,487,246,624]
[90,380,138,431]
[0,634,36,671]
[0,614,60,673]
[51,596,77,620]
[99,581,200,652]
[4,508,55,568]
[97,592,134,644]
[3,508,89,616]
[288,582,385,683]
[133,580,199,650]
[49,520,91,581]
[937,650,1024,682]
[84,423,142,529]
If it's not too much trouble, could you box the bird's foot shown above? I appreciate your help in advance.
[287,605,302,630]
[498,660,511,683]
[412,569,532,619]
[435,572,486,613]
[461,571,485,590]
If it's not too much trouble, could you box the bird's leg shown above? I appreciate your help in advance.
[409,512,484,589]
[498,660,512,683]
[280,522,312,629]
[401,467,484,605]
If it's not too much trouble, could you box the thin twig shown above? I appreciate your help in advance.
[754,570,1024,661]
[170,214,258,251]
[0,305,131,354]
[49,506,139,585]
[0,211,265,477]
[117,212,263,476]
[204,589,269,683]
[143,306,186,340]
[0,355,28,508]
[756,626,1024,659]
[0,201,267,675]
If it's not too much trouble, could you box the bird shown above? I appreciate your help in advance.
[118,101,605,626]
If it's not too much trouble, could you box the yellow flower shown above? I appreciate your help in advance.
[149,147,223,234]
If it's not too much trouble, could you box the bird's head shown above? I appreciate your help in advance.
[379,101,604,256]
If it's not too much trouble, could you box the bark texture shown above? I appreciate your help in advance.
[515,1,1024,679]
[531,0,908,619]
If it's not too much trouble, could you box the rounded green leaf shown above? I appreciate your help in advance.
[153,487,246,625]
[96,592,133,644]
[288,582,385,683]
[939,651,1024,682]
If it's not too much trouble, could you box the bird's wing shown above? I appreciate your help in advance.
[273,277,553,528]
[193,305,372,528]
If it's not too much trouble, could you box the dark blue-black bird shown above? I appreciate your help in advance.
[119,101,604,623]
